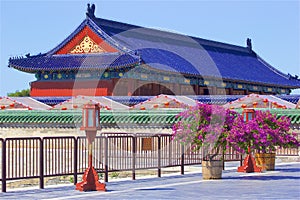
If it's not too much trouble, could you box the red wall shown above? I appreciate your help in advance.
[30,80,113,97]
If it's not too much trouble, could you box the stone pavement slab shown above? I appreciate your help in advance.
[0,162,299,200]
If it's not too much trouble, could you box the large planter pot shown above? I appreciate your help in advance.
[202,160,223,179]
[255,153,276,171]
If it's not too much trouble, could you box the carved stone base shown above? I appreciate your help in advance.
[76,166,106,192]
[237,154,262,173]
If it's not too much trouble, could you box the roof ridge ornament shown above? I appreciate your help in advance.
[86,3,96,19]
[247,38,252,52]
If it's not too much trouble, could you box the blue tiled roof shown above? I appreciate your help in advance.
[33,96,70,105]
[33,95,300,106]
[93,17,300,88]
[106,96,153,106]
[8,14,300,88]
[187,95,244,105]
[33,96,152,106]
[276,95,300,104]
[9,53,139,72]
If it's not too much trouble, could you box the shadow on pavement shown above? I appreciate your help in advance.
[224,175,300,181]
[138,188,175,191]
[276,167,300,173]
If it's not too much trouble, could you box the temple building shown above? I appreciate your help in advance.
[8,4,300,97]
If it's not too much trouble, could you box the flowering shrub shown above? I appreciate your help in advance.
[172,104,237,160]
[227,110,299,154]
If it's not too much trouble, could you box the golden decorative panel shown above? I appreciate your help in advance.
[184,79,190,84]
[141,74,148,79]
[70,36,105,54]
[163,76,170,81]
[204,81,209,85]
[103,72,109,78]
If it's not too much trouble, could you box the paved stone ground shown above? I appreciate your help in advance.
[1,162,299,200]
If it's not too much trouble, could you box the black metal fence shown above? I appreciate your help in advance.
[0,134,298,192]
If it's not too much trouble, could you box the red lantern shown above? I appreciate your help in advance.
[252,102,258,108]
[104,106,111,110]
[283,105,287,109]
[263,99,269,107]
[241,104,247,109]
[164,102,170,108]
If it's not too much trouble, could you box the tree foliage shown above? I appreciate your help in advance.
[7,89,30,97]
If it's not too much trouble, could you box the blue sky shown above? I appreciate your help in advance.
[0,0,299,96]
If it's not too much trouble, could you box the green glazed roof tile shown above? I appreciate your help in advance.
[0,109,299,129]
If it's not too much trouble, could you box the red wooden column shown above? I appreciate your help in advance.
[127,79,136,96]
[194,85,199,95]
[174,83,181,95]
[211,86,217,95]
[153,83,160,95]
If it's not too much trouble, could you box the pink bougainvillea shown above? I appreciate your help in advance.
[227,110,299,154]
[172,103,237,160]
[172,105,299,159]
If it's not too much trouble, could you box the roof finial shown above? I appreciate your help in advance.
[86,3,96,18]
[246,38,252,52]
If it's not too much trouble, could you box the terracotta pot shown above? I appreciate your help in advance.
[255,153,276,171]
[202,160,223,179]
